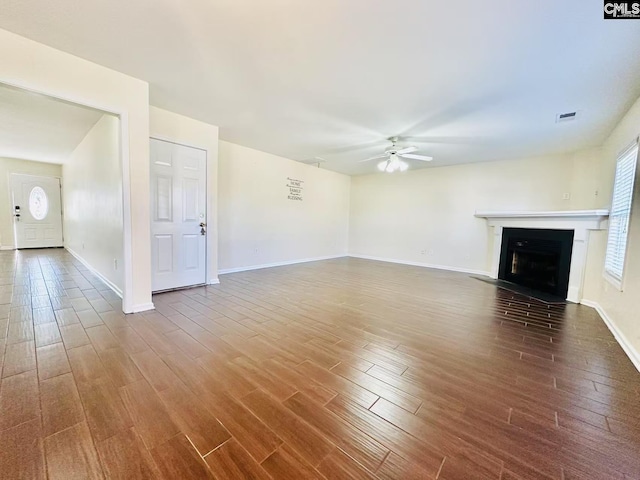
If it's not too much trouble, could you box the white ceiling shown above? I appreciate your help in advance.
[0,83,104,164]
[1,0,640,175]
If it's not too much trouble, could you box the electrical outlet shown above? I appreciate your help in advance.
[562,193,571,200]
[428,249,434,256]
[254,248,259,255]
[420,250,426,255]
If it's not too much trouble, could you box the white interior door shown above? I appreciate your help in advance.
[150,138,207,292]
[10,174,63,249]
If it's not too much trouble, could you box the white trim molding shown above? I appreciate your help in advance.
[0,246,15,250]
[581,299,640,373]
[218,255,348,275]
[129,302,156,313]
[66,247,123,298]
[208,277,220,285]
[475,210,610,224]
[475,210,610,303]
[348,254,492,277]
[603,270,623,292]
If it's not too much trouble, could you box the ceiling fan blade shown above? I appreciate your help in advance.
[322,139,387,155]
[403,135,487,145]
[395,146,417,155]
[357,154,389,163]
[399,153,433,162]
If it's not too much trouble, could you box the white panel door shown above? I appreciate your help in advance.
[10,174,63,249]
[150,138,207,291]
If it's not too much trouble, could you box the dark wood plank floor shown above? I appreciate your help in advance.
[1,249,639,479]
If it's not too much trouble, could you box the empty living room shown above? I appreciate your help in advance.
[1,1,640,479]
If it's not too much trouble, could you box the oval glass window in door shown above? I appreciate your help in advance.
[29,186,49,220]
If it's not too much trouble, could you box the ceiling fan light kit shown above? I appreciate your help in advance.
[377,157,409,173]
[361,136,433,173]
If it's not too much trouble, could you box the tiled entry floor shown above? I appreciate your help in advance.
[1,248,640,479]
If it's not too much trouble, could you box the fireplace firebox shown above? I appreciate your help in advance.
[498,228,574,299]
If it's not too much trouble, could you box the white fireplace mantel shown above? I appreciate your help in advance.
[475,210,609,303]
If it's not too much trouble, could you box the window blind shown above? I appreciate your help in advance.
[604,141,638,283]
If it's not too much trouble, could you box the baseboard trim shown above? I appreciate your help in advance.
[129,302,155,313]
[0,246,15,250]
[218,254,348,275]
[347,253,492,277]
[208,277,220,285]
[65,247,123,298]
[581,299,640,373]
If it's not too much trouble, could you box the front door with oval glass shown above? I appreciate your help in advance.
[10,174,64,249]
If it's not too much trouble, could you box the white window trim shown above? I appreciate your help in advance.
[603,138,639,291]
[603,268,624,291]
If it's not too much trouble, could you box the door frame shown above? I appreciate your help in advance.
[0,81,137,313]
[9,172,64,249]
[150,136,212,291]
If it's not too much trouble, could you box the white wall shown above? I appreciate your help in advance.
[0,28,151,312]
[349,149,601,274]
[218,141,350,272]
[149,106,220,283]
[0,158,62,248]
[63,114,123,293]
[582,95,640,368]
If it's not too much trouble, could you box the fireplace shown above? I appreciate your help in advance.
[475,210,609,303]
[498,228,574,298]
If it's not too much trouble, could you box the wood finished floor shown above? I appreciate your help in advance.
[1,249,639,479]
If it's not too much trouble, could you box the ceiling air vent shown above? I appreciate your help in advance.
[556,111,578,123]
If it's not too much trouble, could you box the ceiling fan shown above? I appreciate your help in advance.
[358,137,433,172]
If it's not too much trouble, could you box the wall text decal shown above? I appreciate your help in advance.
[287,177,304,201]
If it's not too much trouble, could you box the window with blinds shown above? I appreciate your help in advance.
[604,141,638,287]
